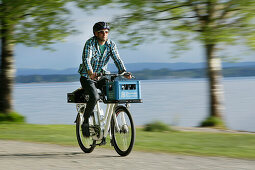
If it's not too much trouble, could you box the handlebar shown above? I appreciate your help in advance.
[100,72,134,78]
[93,72,135,82]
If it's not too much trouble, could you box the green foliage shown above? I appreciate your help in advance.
[144,121,171,132]
[0,0,78,49]
[0,124,255,159]
[77,0,255,57]
[200,116,225,128]
[0,1,83,113]
[0,112,25,123]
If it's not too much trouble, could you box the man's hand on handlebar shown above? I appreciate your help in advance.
[123,72,132,79]
[89,72,100,81]
[88,71,133,80]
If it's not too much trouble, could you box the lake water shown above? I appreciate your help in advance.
[14,77,255,132]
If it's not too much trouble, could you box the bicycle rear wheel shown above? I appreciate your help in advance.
[111,106,135,156]
[76,113,96,153]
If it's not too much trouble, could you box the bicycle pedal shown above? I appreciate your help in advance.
[97,138,106,146]
[90,143,96,147]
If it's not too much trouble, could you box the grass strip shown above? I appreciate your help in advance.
[0,124,254,159]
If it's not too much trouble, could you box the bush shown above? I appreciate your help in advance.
[200,116,225,128]
[144,121,171,132]
[0,112,25,123]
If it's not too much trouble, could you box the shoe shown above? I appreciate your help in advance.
[81,122,90,137]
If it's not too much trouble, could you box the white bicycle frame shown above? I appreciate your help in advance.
[76,101,122,141]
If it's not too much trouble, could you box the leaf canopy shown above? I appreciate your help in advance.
[75,0,255,54]
[0,0,78,49]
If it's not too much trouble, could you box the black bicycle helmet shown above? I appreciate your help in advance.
[93,22,110,33]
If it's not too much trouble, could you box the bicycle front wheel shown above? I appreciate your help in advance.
[76,113,96,153]
[111,106,135,156]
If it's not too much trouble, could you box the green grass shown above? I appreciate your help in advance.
[200,116,226,128]
[0,112,25,123]
[143,121,171,132]
[0,124,254,159]
[135,129,255,159]
[0,124,77,145]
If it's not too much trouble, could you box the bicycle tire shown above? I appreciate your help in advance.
[76,113,96,153]
[111,106,135,156]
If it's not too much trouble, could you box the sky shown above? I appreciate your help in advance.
[15,5,255,70]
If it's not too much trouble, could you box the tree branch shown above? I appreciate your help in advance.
[143,3,190,15]
[220,8,240,21]
[19,13,32,19]
[218,16,245,28]
[154,16,197,21]
[150,0,179,4]
[206,0,215,19]
[219,0,236,20]
[194,5,204,21]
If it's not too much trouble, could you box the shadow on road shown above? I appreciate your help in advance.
[0,151,122,159]
[0,152,83,158]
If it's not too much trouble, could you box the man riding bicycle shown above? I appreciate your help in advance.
[78,21,132,137]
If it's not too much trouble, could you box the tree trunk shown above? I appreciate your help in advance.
[0,20,15,114]
[205,44,224,118]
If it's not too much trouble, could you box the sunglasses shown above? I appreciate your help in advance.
[98,30,109,34]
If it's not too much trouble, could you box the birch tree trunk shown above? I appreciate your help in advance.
[206,44,224,119]
[0,19,15,114]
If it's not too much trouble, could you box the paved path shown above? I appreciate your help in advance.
[0,140,254,170]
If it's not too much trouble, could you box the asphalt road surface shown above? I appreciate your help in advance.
[0,140,254,170]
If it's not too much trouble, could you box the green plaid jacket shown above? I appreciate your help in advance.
[78,36,126,77]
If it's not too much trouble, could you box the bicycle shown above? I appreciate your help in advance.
[67,73,142,156]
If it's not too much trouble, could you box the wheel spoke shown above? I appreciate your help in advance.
[122,134,128,150]
[111,107,135,156]
[80,128,94,147]
[76,113,96,153]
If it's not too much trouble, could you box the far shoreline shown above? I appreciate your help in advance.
[14,76,255,84]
